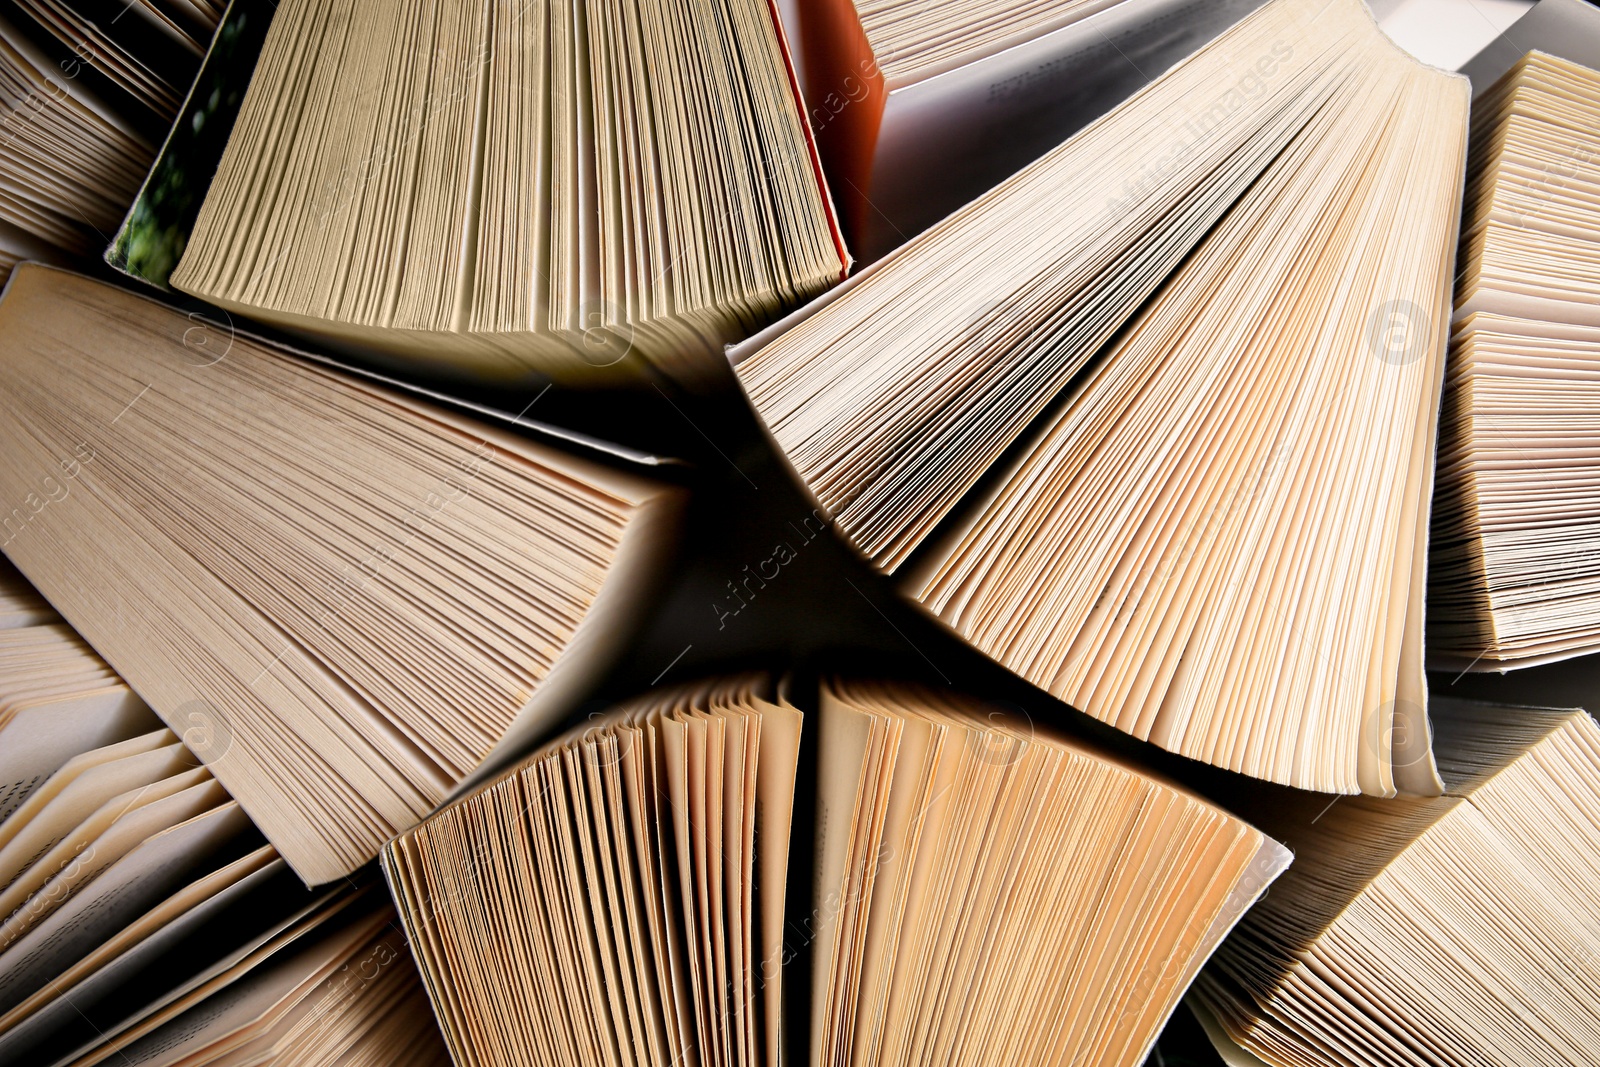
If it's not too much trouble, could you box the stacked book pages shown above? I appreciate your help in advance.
[0,265,684,884]
[737,0,1468,796]
[165,0,849,382]
[384,676,1285,1067]
[1193,697,1600,1067]
[1431,51,1600,670]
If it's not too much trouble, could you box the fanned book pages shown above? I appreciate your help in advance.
[28,878,451,1067]
[0,577,161,824]
[1190,698,1600,1067]
[8,0,221,123]
[0,724,275,1066]
[385,676,805,1067]
[167,0,849,385]
[803,680,1282,1067]
[0,614,448,1067]
[89,889,450,1067]
[0,1,223,281]
[382,677,1286,1067]
[735,0,1469,796]
[1430,53,1600,671]
[796,0,1267,258]
[0,265,686,885]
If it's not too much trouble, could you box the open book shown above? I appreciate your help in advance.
[0,717,278,1066]
[1191,697,1600,1067]
[385,676,804,1067]
[734,0,1468,796]
[167,0,849,385]
[383,676,1286,1067]
[0,564,161,824]
[96,890,449,1067]
[0,569,447,1067]
[0,265,685,885]
[1430,52,1600,671]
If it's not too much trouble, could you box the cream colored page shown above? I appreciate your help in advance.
[687,713,727,1065]
[0,691,158,821]
[1383,70,1469,796]
[0,775,222,946]
[0,739,187,892]
[754,699,803,1067]
[0,845,277,1034]
[0,730,174,855]
[697,711,733,1065]
[594,730,668,1067]
[640,718,697,1066]
[662,714,718,1060]
[625,722,690,1067]
[725,708,757,1067]
[809,693,879,1065]
[563,745,637,1067]
[872,716,965,1063]
[847,710,938,1067]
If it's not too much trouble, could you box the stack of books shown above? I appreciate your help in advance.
[3,0,1600,1065]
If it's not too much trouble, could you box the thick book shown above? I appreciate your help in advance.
[383,676,1287,1067]
[733,0,1469,796]
[795,0,1268,260]
[1191,697,1600,1067]
[163,0,850,386]
[0,264,686,885]
[1430,52,1600,671]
